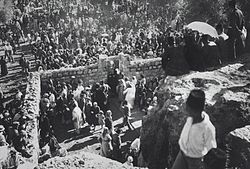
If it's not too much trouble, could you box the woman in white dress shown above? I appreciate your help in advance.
[71,102,82,135]
[123,82,136,109]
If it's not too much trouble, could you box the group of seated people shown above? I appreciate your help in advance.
[0,88,35,168]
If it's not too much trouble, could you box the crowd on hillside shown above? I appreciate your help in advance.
[0,87,34,168]
[0,0,248,77]
[0,0,248,168]
[0,0,184,74]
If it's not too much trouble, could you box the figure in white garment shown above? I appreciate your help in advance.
[123,82,136,109]
[71,102,83,134]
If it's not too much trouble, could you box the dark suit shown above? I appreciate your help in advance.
[228,7,245,60]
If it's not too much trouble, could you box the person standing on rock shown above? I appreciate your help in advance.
[227,0,245,61]
[172,89,217,169]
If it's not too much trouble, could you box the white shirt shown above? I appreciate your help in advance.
[179,112,217,158]
[72,106,82,122]
[131,138,140,153]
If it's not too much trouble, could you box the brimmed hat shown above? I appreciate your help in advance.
[0,125,5,132]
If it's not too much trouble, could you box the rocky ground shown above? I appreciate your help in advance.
[39,150,143,169]
[140,54,250,169]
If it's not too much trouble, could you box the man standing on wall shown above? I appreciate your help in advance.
[227,0,245,61]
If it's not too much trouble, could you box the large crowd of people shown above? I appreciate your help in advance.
[0,0,248,168]
[38,68,161,164]
[0,0,247,76]
[0,0,183,74]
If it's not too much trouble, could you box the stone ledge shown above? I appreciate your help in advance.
[226,125,250,168]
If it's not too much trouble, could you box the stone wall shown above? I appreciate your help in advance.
[126,58,164,78]
[19,72,41,168]
[12,57,163,167]
[0,73,43,169]
[40,55,164,86]
[0,74,41,169]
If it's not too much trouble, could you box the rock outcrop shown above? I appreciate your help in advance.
[225,125,250,169]
[39,151,143,169]
[140,56,250,169]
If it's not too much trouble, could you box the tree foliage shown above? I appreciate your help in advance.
[0,0,13,24]
[237,0,250,23]
[180,0,226,25]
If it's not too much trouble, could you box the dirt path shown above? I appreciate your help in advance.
[53,97,144,161]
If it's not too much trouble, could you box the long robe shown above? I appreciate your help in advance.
[72,106,82,134]
[123,85,136,109]
[0,58,8,76]
[100,134,113,158]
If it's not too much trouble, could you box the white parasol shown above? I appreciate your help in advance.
[186,21,218,38]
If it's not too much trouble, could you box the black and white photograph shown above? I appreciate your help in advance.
[0,0,249,168]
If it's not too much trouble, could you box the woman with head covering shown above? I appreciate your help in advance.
[116,79,126,105]
[131,76,137,86]
[99,127,113,158]
[71,101,83,135]
[123,81,136,109]
[0,125,8,146]
[105,110,113,134]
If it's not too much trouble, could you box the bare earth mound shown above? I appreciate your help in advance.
[140,56,250,169]
[39,151,142,169]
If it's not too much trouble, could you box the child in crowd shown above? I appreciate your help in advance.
[172,89,217,169]
[124,156,134,167]
[97,110,105,130]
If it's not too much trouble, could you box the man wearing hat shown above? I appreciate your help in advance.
[172,89,217,169]
[8,121,20,145]
[0,125,8,146]
[227,0,245,61]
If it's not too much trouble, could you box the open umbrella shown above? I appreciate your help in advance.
[186,21,218,38]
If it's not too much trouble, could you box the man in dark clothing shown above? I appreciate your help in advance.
[227,0,245,61]
[13,130,32,158]
[39,112,51,147]
[112,128,122,162]
[121,101,134,131]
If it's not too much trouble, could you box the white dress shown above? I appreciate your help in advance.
[72,106,83,134]
[123,85,136,109]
